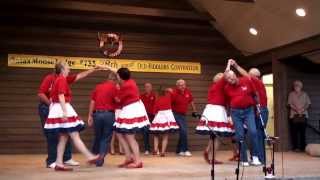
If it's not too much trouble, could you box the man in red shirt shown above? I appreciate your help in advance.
[38,66,99,168]
[223,62,261,166]
[140,83,156,155]
[231,60,269,164]
[171,79,197,157]
[87,72,118,166]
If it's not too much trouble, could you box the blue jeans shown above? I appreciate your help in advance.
[92,111,114,165]
[38,103,72,166]
[231,107,259,162]
[142,113,153,152]
[256,107,269,163]
[174,113,189,153]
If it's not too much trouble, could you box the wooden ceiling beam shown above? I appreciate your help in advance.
[1,0,210,21]
[240,34,320,67]
[224,0,255,3]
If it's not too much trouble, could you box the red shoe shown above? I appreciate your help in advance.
[118,159,134,168]
[160,153,165,157]
[203,150,210,164]
[228,154,239,162]
[213,160,223,164]
[126,162,143,169]
[54,165,73,171]
[87,155,101,165]
[153,151,159,156]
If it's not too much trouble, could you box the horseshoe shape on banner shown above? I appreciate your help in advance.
[98,32,123,57]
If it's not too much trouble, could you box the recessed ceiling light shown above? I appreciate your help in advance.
[296,8,306,17]
[249,27,258,36]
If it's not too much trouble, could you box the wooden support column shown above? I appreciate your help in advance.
[272,56,290,151]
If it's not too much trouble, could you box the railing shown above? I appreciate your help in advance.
[306,120,320,137]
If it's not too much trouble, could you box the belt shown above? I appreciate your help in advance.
[94,110,115,113]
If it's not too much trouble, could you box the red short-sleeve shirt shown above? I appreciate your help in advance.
[118,79,140,107]
[38,73,76,99]
[140,92,156,115]
[91,80,117,111]
[251,77,267,107]
[171,88,193,115]
[207,79,227,106]
[224,77,256,109]
[50,75,76,103]
[153,94,172,114]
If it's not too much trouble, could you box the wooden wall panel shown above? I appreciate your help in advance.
[0,1,239,154]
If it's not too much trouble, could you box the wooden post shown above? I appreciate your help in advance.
[272,55,290,151]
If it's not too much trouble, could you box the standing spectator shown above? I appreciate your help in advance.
[171,79,197,157]
[288,80,311,152]
[140,82,156,155]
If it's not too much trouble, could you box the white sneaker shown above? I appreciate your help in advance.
[251,156,262,166]
[178,152,185,156]
[144,151,150,155]
[184,151,192,157]
[48,162,56,169]
[241,162,250,167]
[64,159,80,166]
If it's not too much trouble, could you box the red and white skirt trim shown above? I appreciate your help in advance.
[44,103,85,133]
[114,100,150,133]
[195,104,234,136]
[150,109,179,133]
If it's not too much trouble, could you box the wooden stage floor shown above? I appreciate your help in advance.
[0,151,319,180]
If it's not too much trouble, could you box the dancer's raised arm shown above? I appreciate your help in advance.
[229,59,250,77]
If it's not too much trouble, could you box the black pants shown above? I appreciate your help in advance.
[289,120,306,151]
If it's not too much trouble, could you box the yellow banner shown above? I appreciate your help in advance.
[8,54,201,74]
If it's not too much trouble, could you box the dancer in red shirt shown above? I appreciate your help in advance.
[44,61,100,171]
[112,67,150,168]
[140,82,156,155]
[150,88,179,156]
[171,79,197,157]
[223,60,262,166]
[229,59,269,164]
[87,72,118,166]
[110,83,124,155]
[195,72,234,164]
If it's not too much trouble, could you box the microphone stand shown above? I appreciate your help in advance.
[256,104,279,179]
[194,113,221,180]
[235,141,242,180]
[210,132,215,180]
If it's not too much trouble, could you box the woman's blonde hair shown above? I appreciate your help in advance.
[54,61,67,74]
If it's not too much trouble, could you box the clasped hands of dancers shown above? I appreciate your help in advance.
[38,59,268,171]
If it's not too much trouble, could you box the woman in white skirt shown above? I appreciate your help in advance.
[195,72,234,164]
[44,62,100,171]
[150,88,179,157]
[112,67,150,168]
